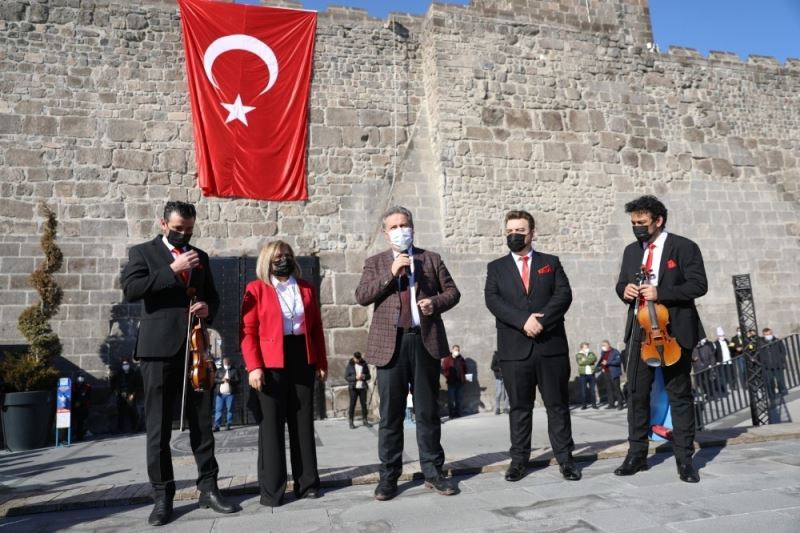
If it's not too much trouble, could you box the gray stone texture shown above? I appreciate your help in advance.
[0,0,799,415]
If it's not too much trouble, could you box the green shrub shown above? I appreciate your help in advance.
[0,204,63,392]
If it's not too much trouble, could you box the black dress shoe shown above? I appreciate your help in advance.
[559,462,581,481]
[424,476,458,496]
[504,463,527,482]
[199,488,237,514]
[362,418,373,428]
[677,462,700,483]
[349,419,356,429]
[374,480,398,501]
[296,487,322,499]
[148,498,173,527]
[614,455,649,476]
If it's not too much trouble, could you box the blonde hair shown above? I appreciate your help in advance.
[255,240,302,284]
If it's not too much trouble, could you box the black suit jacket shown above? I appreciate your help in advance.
[617,233,707,351]
[485,251,572,361]
[121,236,220,359]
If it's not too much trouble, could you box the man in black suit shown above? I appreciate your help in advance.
[121,201,237,526]
[613,195,707,483]
[484,210,579,482]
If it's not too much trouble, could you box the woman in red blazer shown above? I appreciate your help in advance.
[241,240,328,506]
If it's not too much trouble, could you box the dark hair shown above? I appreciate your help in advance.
[504,210,535,231]
[353,351,363,359]
[624,195,668,226]
[163,201,196,221]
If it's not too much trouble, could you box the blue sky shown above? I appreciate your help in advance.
[236,0,798,63]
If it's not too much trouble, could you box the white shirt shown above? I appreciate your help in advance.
[718,339,732,363]
[271,275,306,335]
[392,247,420,327]
[355,363,365,389]
[641,231,668,287]
[220,367,231,395]
[511,249,534,278]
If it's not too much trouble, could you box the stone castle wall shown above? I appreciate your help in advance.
[1,0,799,412]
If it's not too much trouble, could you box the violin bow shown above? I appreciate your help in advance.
[179,289,197,433]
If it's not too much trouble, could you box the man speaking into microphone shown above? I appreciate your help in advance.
[355,206,461,501]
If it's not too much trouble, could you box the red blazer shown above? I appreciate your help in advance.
[240,278,327,372]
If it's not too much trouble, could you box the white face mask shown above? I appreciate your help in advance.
[223,365,230,370]
[122,364,130,372]
[764,335,774,341]
[388,227,413,251]
[452,351,460,357]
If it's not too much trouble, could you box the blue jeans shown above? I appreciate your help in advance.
[578,374,596,407]
[447,383,463,417]
[214,393,235,427]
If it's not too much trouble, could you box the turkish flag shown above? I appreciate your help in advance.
[178,0,316,201]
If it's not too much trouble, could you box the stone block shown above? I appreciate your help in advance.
[481,107,504,126]
[0,199,35,219]
[75,181,110,198]
[358,110,391,127]
[310,126,342,147]
[540,111,563,131]
[0,114,22,134]
[332,328,368,357]
[567,110,590,132]
[321,305,351,328]
[106,119,145,142]
[646,138,668,153]
[620,150,639,167]
[22,116,57,136]
[160,150,186,172]
[542,142,568,162]
[59,117,95,138]
[334,273,362,305]
[568,144,592,162]
[326,107,358,126]
[112,150,153,171]
[505,109,531,129]
[6,148,44,167]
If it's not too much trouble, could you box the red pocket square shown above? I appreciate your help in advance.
[538,264,554,274]
[667,259,677,269]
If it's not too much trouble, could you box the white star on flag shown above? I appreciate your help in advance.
[221,95,255,126]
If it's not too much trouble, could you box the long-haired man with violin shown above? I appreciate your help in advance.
[121,201,238,526]
[614,195,707,483]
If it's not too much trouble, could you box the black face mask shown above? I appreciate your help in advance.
[273,257,294,277]
[506,233,527,253]
[166,230,192,248]
[632,225,651,243]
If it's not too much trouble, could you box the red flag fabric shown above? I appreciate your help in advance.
[178,0,316,201]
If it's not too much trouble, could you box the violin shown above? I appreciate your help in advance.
[636,266,682,367]
[179,288,216,431]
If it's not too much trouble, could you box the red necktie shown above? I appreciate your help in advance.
[171,247,189,285]
[520,255,530,294]
[639,243,656,308]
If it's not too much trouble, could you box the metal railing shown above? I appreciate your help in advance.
[693,334,799,429]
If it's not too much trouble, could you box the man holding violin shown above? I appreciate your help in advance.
[121,201,238,526]
[614,195,708,484]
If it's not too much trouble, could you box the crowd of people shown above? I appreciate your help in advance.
[57,197,789,527]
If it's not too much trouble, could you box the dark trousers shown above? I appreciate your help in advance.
[377,330,444,481]
[255,335,319,505]
[447,382,463,417]
[500,352,574,466]
[348,387,368,420]
[140,356,218,498]
[116,396,139,432]
[602,373,624,407]
[627,346,695,463]
[578,374,596,407]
